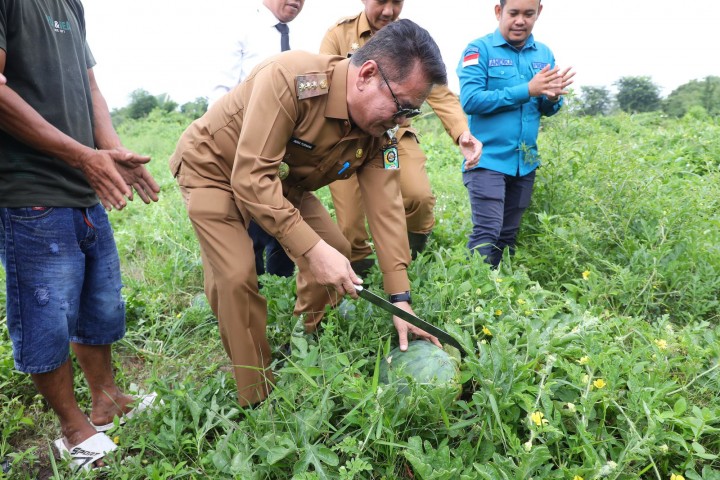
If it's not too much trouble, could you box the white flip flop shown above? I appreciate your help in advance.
[53,432,117,472]
[91,392,160,432]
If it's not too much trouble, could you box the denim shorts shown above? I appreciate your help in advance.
[0,205,125,374]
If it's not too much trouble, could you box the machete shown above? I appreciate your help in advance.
[354,285,466,356]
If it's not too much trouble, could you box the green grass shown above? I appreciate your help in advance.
[1,109,719,479]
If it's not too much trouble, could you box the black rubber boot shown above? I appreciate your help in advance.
[408,232,430,260]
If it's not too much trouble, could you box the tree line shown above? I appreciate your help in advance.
[111,89,208,125]
[113,75,720,125]
[576,75,720,118]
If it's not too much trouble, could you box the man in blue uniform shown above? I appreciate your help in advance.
[457,0,574,267]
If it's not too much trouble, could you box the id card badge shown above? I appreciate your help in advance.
[383,138,399,170]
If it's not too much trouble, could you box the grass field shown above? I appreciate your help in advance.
[1,108,719,479]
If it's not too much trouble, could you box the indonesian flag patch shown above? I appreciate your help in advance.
[462,47,479,67]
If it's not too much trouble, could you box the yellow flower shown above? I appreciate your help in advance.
[573,476,584,480]
[593,378,607,389]
[578,356,590,365]
[670,474,685,480]
[482,325,493,336]
[455,318,462,324]
[582,270,591,280]
[517,298,526,305]
[494,309,503,316]
[495,277,503,283]
[113,436,120,444]
[654,338,668,350]
[530,411,548,426]
[565,402,577,413]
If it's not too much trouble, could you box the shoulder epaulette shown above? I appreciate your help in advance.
[296,74,329,100]
[334,14,360,26]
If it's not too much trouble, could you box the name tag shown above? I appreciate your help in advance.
[532,62,549,69]
[383,144,399,170]
[289,137,315,150]
[488,58,513,67]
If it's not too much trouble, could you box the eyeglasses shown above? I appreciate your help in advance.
[376,63,422,120]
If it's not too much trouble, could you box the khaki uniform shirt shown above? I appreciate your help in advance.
[170,52,412,292]
[320,12,469,143]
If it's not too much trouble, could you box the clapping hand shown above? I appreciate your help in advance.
[529,64,576,100]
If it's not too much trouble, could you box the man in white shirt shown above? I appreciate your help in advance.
[208,0,305,105]
[208,0,305,281]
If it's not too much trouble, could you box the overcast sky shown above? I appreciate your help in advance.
[84,0,720,110]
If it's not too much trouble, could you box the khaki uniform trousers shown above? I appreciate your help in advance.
[182,186,350,406]
[330,133,436,262]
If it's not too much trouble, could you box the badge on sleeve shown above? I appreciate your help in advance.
[382,137,399,170]
[296,74,329,99]
[462,47,479,68]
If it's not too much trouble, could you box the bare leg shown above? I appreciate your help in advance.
[71,343,135,426]
[30,360,105,466]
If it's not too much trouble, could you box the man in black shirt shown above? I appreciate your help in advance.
[0,0,160,472]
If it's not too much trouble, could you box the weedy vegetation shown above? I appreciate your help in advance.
[1,107,719,479]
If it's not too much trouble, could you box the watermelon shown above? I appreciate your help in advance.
[378,340,461,405]
[337,298,356,320]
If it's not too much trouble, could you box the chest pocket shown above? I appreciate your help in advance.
[488,67,519,90]
[319,147,366,185]
[318,141,381,186]
[283,141,360,192]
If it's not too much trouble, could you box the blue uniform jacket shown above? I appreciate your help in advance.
[457,29,562,176]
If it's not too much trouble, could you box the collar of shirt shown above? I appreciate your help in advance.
[325,58,352,121]
[258,1,284,31]
[492,28,537,51]
[358,11,373,39]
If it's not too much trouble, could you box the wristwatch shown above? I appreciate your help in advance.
[389,291,412,305]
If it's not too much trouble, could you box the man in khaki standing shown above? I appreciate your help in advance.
[321,0,483,275]
[171,20,448,407]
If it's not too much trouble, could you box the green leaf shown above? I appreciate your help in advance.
[267,445,295,465]
[314,446,340,466]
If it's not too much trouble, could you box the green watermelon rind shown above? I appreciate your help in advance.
[378,340,461,402]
